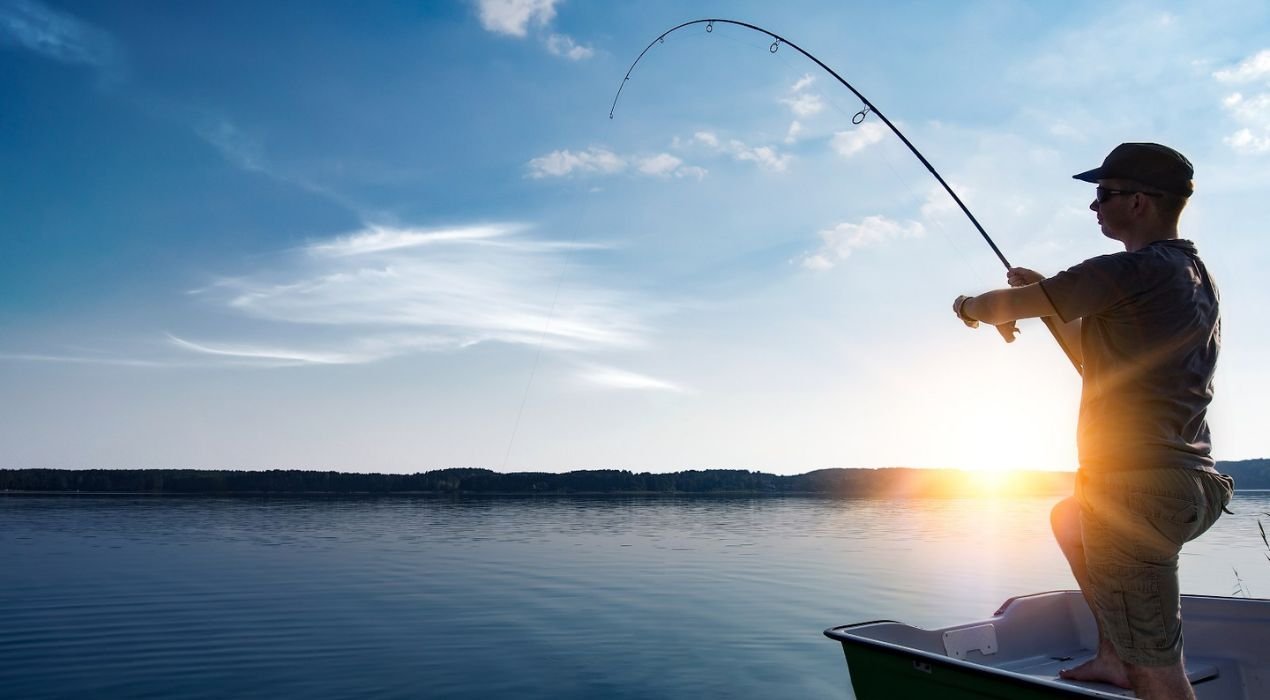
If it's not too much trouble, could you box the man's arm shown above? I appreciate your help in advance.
[955,282,1084,364]
[961,284,1054,325]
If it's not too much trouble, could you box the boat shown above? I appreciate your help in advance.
[824,590,1270,699]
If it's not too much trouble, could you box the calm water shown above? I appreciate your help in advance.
[3,492,1269,699]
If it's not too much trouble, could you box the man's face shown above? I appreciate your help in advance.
[1090,179,1133,241]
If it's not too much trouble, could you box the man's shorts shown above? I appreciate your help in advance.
[1076,467,1234,666]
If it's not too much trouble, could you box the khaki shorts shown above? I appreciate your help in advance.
[1076,468,1234,666]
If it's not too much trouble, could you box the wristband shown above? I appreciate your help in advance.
[956,295,978,323]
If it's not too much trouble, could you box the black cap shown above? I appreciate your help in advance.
[1073,142,1194,197]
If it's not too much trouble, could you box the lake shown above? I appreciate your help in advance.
[3,492,1269,699]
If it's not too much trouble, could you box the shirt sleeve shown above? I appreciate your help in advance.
[1038,252,1140,323]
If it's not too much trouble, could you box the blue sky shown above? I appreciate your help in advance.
[3,0,1269,473]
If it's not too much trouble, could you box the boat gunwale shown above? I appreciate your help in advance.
[823,591,1143,699]
[823,623,1127,699]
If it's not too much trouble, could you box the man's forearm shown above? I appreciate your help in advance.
[961,285,1083,363]
[962,286,1047,325]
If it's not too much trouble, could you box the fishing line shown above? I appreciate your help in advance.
[500,270,567,473]
[610,18,1082,374]
[499,193,597,473]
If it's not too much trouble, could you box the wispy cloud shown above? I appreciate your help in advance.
[578,365,687,393]
[1215,50,1270,154]
[527,147,625,178]
[308,224,513,256]
[545,33,593,61]
[800,216,925,270]
[692,131,792,173]
[790,74,815,93]
[693,131,719,148]
[730,141,791,172]
[784,120,803,144]
[0,352,166,368]
[475,0,593,60]
[527,147,705,180]
[176,223,652,365]
[830,123,887,158]
[196,119,267,173]
[166,334,454,367]
[780,74,821,143]
[781,93,824,118]
[0,0,117,70]
[194,116,372,215]
[920,183,969,222]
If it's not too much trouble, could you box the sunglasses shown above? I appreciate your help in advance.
[1095,186,1162,204]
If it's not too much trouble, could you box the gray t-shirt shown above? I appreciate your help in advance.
[1038,239,1219,472]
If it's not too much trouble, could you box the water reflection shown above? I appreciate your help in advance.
[1,492,1267,699]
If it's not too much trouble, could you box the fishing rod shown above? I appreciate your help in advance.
[610,18,1082,375]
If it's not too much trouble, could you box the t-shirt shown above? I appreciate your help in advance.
[1038,239,1219,472]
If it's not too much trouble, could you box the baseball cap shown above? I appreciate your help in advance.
[1072,142,1194,197]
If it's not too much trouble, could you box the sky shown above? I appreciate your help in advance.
[2,0,1269,474]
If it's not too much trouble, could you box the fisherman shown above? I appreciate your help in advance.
[951,142,1234,700]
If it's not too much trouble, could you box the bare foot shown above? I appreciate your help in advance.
[1059,654,1132,689]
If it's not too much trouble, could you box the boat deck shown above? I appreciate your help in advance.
[826,591,1270,699]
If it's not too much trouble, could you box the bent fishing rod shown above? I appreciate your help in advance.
[610,18,1082,375]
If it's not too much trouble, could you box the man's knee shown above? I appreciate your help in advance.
[1051,496,1082,552]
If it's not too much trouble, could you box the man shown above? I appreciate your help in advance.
[950,142,1234,700]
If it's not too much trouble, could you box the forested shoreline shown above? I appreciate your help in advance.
[3,459,1268,496]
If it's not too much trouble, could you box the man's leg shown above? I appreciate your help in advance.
[1067,469,1226,700]
[1124,663,1195,700]
[1050,496,1130,688]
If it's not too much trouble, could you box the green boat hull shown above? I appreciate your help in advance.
[839,637,1095,700]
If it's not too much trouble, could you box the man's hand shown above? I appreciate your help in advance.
[995,321,1019,343]
[956,294,1021,343]
[953,295,979,328]
[1007,267,1044,287]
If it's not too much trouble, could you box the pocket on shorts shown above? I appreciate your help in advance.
[1108,578,1184,663]
[1124,492,1199,525]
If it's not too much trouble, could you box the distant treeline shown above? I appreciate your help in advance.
[2,460,1267,496]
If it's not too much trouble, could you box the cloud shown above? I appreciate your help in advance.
[830,123,887,158]
[800,216,925,270]
[196,119,267,173]
[637,153,681,176]
[166,334,455,367]
[475,0,592,62]
[729,141,791,172]
[176,223,651,366]
[545,33,593,60]
[0,352,165,368]
[0,0,117,69]
[781,73,822,142]
[920,183,968,222]
[475,0,556,37]
[784,120,803,144]
[1214,51,1270,155]
[1225,127,1270,154]
[527,147,626,178]
[635,153,706,180]
[194,117,371,214]
[528,148,705,180]
[781,92,824,118]
[1218,91,1270,154]
[1213,49,1270,84]
[690,131,790,173]
[308,224,513,256]
[578,365,687,393]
